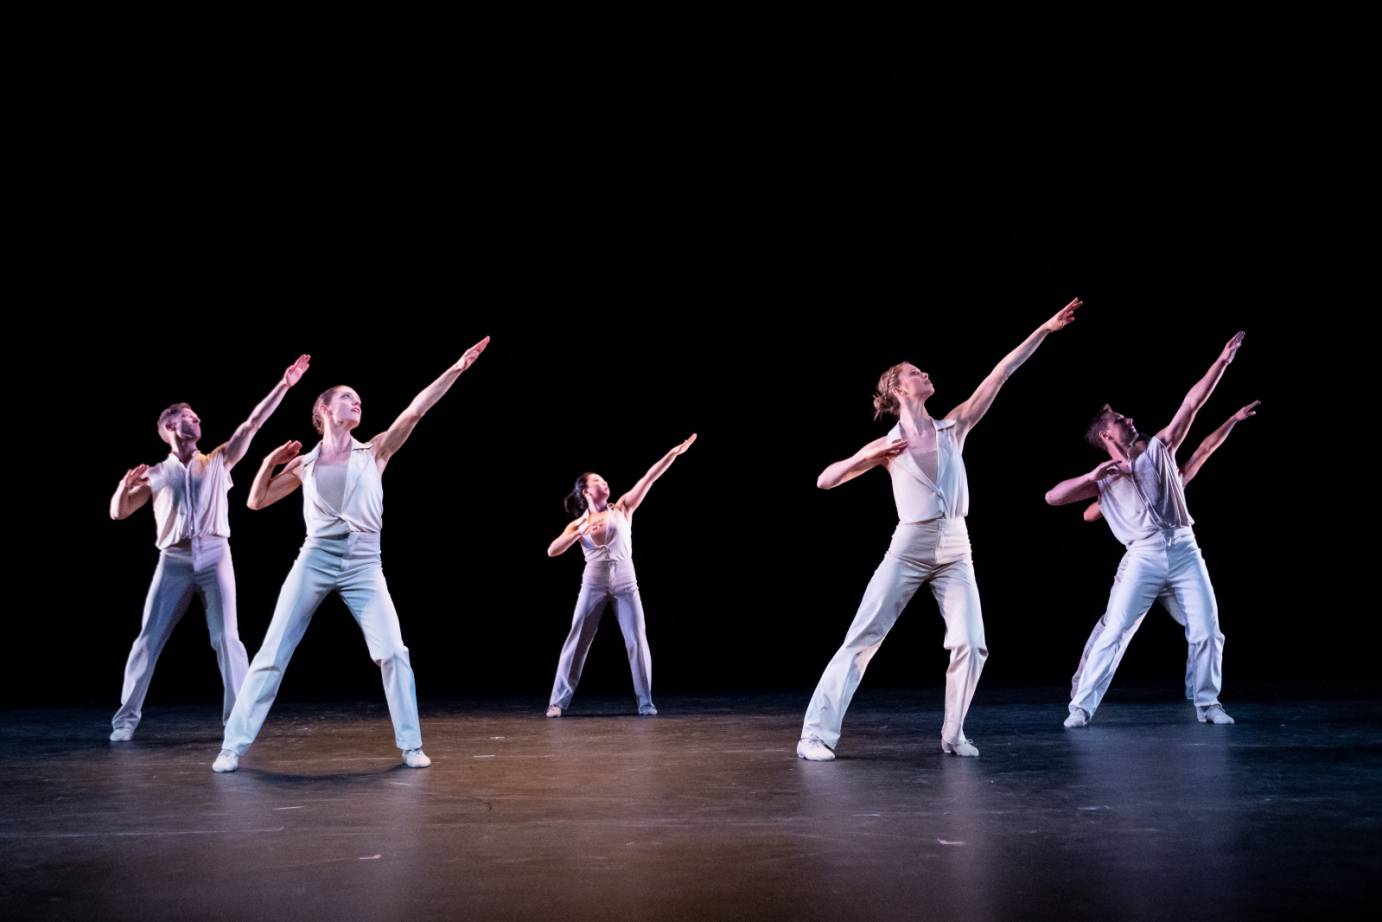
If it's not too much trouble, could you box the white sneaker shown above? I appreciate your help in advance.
[941,737,980,757]
[403,748,432,768]
[638,705,658,716]
[545,705,562,718]
[796,738,836,761]
[1064,708,1090,728]
[109,727,135,742]
[212,750,239,773]
[1197,704,1235,725]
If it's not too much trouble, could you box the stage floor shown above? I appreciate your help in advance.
[3,690,1379,920]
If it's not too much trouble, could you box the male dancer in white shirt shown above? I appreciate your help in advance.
[1046,332,1246,727]
[1071,399,1259,701]
[108,354,311,741]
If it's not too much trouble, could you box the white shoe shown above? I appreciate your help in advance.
[403,748,432,768]
[941,737,980,757]
[212,750,239,773]
[638,705,659,716]
[1064,708,1090,729]
[545,705,562,718]
[109,727,135,742]
[796,738,836,761]
[1197,705,1235,725]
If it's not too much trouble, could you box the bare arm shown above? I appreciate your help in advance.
[947,298,1082,440]
[1180,400,1259,486]
[1155,332,1244,455]
[616,435,697,515]
[371,337,489,469]
[246,441,305,510]
[109,465,151,520]
[221,355,311,470]
[1046,459,1125,507]
[1080,400,1258,521]
[816,436,909,490]
[547,515,591,557]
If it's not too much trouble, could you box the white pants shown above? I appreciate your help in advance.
[113,537,248,731]
[548,559,653,711]
[802,518,987,749]
[1070,588,1211,701]
[1070,526,1224,717]
[222,532,421,754]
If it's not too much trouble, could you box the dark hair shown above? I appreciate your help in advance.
[564,473,598,517]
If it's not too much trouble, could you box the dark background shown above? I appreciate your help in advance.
[17,4,1348,709]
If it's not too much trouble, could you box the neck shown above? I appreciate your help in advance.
[170,439,198,464]
[897,400,934,435]
[322,429,354,454]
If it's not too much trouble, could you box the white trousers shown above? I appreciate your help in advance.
[222,533,421,754]
[1070,526,1224,717]
[113,537,248,730]
[801,518,987,749]
[548,559,653,711]
[1070,587,1210,701]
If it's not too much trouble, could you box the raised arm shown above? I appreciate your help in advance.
[371,337,489,468]
[1180,400,1259,486]
[947,298,1082,440]
[617,434,697,515]
[1154,332,1244,455]
[221,355,311,469]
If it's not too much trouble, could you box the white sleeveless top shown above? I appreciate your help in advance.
[885,419,970,523]
[295,438,385,538]
[580,506,633,562]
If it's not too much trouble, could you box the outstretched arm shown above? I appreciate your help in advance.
[947,298,1082,441]
[617,434,697,515]
[371,337,490,468]
[1155,332,1244,455]
[221,355,311,469]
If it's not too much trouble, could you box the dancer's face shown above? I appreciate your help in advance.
[583,474,611,505]
[161,406,201,445]
[894,364,935,402]
[324,388,363,431]
[1101,409,1139,449]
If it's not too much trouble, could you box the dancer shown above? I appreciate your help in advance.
[544,435,697,718]
[1071,400,1259,700]
[797,299,1083,761]
[212,338,489,773]
[1046,332,1245,728]
[108,355,311,741]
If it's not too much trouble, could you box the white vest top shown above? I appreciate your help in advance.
[296,438,385,538]
[580,506,633,562]
[885,418,970,523]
